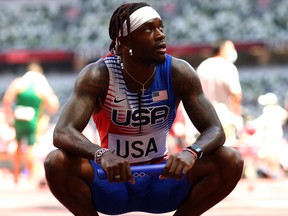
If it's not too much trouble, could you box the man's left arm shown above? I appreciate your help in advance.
[162,58,225,179]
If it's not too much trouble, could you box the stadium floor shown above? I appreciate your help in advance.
[0,175,288,216]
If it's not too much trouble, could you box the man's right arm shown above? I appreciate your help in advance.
[53,60,108,160]
[53,60,134,183]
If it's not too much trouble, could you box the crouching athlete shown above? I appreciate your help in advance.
[44,2,243,216]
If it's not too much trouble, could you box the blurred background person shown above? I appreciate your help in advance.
[2,62,59,185]
[197,39,243,146]
[245,92,288,178]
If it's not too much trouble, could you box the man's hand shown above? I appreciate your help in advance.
[100,152,135,184]
[160,150,196,179]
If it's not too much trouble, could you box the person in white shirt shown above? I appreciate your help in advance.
[197,40,243,145]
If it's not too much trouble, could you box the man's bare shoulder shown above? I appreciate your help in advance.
[74,58,109,99]
[171,57,201,97]
[78,58,108,81]
[171,57,197,76]
[7,77,23,92]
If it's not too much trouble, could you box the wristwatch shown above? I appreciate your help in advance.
[187,145,203,160]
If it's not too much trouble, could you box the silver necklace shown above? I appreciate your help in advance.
[123,66,156,96]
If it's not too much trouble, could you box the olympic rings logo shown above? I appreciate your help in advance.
[133,172,148,178]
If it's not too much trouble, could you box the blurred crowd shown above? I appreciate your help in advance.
[0,0,288,59]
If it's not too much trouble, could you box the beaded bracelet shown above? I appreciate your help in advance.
[94,148,110,164]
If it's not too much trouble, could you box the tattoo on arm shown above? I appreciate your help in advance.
[172,58,219,132]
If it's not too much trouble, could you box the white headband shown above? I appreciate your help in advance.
[120,6,161,37]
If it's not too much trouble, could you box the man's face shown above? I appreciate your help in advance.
[129,18,167,64]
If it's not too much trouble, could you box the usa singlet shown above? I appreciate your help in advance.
[92,53,177,164]
[90,54,192,215]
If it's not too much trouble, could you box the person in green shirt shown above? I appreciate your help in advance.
[3,62,59,184]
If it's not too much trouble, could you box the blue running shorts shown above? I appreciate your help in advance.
[89,160,192,215]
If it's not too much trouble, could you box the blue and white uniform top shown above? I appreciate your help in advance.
[93,54,177,164]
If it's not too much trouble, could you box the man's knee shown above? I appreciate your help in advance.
[44,149,66,177]
[44,149,93,183]
[228,147,244,171]
[218,146,244,178]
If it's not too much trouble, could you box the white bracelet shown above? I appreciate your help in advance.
[94,148,110,164]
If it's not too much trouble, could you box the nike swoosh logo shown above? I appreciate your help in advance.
[114,98,126,103]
